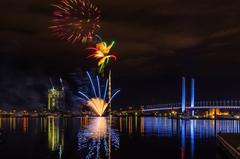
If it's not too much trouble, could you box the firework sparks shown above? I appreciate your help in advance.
[86,98,108,117]
[49,0,101,43]
[78,71,120,116]
[87,41,117,73]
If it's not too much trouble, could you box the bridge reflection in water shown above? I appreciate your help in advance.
[117,117,239,136]
[119,117,240,159]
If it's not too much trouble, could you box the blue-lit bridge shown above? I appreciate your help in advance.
[143,105,240,112]
[119,78,240,115]
[143,77,240,113]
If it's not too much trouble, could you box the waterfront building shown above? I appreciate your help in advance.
[48,77,65,112]
[48,88,65,112]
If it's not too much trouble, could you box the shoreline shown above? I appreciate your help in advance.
[0,114,239,120]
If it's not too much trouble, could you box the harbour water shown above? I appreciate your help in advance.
[0,117,239,159]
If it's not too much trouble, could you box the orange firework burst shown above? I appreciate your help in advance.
[86,98,108,116]
[49,0,101,43]
[87,41,117,73]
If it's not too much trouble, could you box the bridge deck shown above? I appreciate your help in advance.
[143,106,240,112]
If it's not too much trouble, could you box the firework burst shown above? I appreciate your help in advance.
[78,71,120,116]
[87,41,117,74]
[49,0,101,43]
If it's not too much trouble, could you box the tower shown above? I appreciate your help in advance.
[181,77,186,113]
[48,89,65,112]
[48,78,65,112]
[108,70,112,114]
[190,78,195,116]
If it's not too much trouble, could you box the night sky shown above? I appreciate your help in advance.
[1,0,240,108]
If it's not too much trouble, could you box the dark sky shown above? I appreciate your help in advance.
[1,0,240,108]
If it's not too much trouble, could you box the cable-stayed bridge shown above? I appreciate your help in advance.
[120,78,240,114]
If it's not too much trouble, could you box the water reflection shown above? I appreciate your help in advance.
[23,117,28,133]
[126,117,240,138]
[0,117,239,140]
[115,117,240,159]
[140,117,144,135]
[48,117,64,159]
[134,118,240,159]
[0,116,240,159]
[180,120,185,159]
[190,120,195,159]
[77,117,120,159]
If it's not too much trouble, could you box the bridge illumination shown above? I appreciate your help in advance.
[142,106,240,112]
[191,78,195,116]
[182,77,186,113]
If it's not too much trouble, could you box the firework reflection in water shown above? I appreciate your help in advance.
[77,117,119,159]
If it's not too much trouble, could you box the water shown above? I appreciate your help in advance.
[0,117,239,159]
